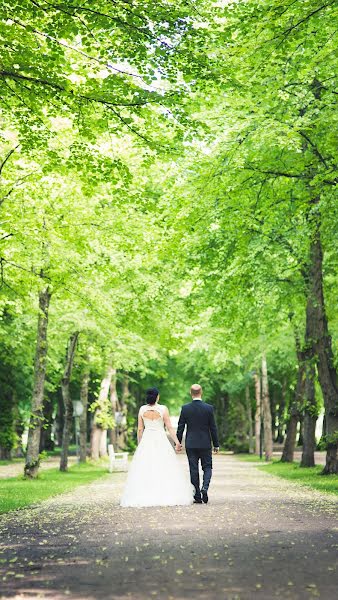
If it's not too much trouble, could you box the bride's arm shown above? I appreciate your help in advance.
[163,407,181,450]
[137,411,144,444]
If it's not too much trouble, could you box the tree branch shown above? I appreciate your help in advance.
[245,166,306,179]
[0,144,20,178]
[0,70,159,107]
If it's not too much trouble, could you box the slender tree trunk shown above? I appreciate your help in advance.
[60,332,79,472]
[79,367,89,463]
[99,430,107,456]
[297,418,304,447]
[319,414,326,448]
[261,352,273,461]
[91,365,114,460]
[90,427,101,462]
[39,395,55,452]
[253,373,261,455]
[301,362,317,467]
[276,378,287,443]
[301,293,318,467]
[25,287,51,478]
[245,385,253,453]
[281,413,299,463]
[116,373,129,450]
[109,369,119,447]
[55,389,64,447]
[281,327,305,463]
[305,225,338,474]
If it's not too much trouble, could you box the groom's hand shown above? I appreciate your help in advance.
[175,442,182,452]
[213,447,219,454]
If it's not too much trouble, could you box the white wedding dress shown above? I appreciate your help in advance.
[120,404,194,507]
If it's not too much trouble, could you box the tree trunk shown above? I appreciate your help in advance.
[109,368,119,447]
[319,414,326,448]
[261,352,273,461]
[55,389,64,447]
[276,378,287,443]
[301,293,318,467]
[24,287,51,478]
[281,327,305,463]
[60,332,79,472]
[253,373,261,455]
[245,385,253,453]
[305,225,338,474]
[116,373,129,450]
[99,429,107,456]
[79,367,89,463]
[297,418,304,447]
[39,395,55,453]
[90,365,114,460]
[301,363,317,467]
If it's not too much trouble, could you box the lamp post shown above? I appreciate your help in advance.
[72,400,84,463]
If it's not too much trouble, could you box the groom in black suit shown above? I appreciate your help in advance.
[177,384,219,504]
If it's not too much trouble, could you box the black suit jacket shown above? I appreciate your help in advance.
[177,400,219,449]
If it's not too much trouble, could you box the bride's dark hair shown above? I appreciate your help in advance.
[146,387,159,405]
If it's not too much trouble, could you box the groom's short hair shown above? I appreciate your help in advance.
[191,384,202,397]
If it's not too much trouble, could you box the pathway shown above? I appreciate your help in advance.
[0,457,77,479]
[0,456,337,599]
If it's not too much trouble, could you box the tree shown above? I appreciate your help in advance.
[79,364,90,463]
[24,287,51,478]
[60,331,79,472]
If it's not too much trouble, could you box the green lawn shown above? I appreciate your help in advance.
[235,453,270,463]
[236,454,338,495]
[0,462,110,514]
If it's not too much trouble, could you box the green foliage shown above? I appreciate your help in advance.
[258,462,338,496]
[89,399,114,430]
[0,0,337,458]
[323,432,338,450]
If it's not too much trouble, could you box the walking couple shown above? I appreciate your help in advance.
[120,384,219,507]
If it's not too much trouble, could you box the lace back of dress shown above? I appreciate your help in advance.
[140,405,164,429]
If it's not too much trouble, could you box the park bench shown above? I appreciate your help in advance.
[108,444,129,472]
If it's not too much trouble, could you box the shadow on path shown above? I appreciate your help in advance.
[0,456,337,599]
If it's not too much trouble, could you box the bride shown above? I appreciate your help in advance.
[120,387,194,507]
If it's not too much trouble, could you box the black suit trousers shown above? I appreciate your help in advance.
[186,448,212,494]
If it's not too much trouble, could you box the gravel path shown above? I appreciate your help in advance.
[0,455,337,599]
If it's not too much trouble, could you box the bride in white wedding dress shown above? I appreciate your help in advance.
[120,387,194,507]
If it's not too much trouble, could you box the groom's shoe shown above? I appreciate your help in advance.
[201,489,208,504]
[193,491,202,504]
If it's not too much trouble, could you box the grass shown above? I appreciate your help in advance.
[0,461,110,514]
[235,453,271,463]
[235,454,338,495]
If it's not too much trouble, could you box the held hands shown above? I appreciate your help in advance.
[175,442,183,453]
[213,447,219,454]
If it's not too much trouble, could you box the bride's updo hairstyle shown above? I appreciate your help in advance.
[146,387,159,405]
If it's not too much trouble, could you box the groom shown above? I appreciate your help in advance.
[176,384,219,504]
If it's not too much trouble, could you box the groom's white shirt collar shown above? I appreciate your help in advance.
[192,397,202,401]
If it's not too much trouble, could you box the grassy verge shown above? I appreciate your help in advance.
[235,454,338,495]
[0,461,110,514]
[234,453,271,463]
